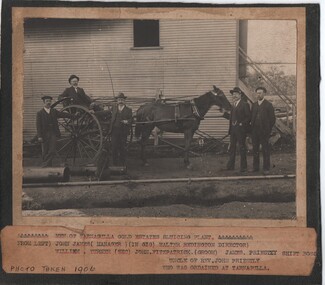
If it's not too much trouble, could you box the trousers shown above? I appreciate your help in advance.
[251,129,271,171]
[111,128,128,166]
[41,132,57,167]
[227,126,247,171]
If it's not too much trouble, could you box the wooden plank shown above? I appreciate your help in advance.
[274,118,292,136]
[269,133,281,146]
[238,79,257,102]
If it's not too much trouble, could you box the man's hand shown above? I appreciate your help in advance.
[38,137,43,143]
[122,120,129,124]
[222,112,230,120]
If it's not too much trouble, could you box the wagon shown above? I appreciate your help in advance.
[56,101,112,166]
[54,89,231,169]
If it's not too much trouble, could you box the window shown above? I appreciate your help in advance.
[133,20,160,48]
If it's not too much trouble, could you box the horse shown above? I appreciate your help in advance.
[134,85,232,169]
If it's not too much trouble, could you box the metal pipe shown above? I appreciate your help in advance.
[23,167,70,183]
[69,166,126,176]
[109,166,127,175]
[69,166,97,176]
[23,174,295,188]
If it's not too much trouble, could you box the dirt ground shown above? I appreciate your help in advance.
[22,151,296,219]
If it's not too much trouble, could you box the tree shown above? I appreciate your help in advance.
[242,66,296,97]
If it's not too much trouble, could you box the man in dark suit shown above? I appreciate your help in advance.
[250,87,276,174]
[36,96,76,167]
[58,75,92,107]
[226,87,251,172]
[109,92,133,166]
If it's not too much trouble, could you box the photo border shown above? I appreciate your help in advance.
[13,5,305,228]
[0,1,321,284]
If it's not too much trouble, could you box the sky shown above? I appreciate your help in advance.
[247,20,297,75]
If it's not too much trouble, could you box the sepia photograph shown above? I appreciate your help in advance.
[1,2,320,281]
[20,15,299,221]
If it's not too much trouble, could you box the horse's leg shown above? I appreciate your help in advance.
[140,126,154,166]
[184,130,194,169]
[140,136,148,166]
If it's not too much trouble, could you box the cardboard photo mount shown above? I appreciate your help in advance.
[0,1,321,284]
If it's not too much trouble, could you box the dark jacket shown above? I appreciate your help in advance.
[228,99,251,134]
[109,104,133,135]
[251,99,276,136]
[58,86,92,107]
[36,108,74,139]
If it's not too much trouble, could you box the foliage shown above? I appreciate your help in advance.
[242,66,296,96]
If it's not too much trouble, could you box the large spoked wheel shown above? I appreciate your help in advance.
[57,105,103,166]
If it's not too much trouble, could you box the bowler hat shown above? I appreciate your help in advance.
[116,92,127,99]
[255,86,267,93]
[229,87,243,94]
[68,75,79,83]
[41,95,53,100]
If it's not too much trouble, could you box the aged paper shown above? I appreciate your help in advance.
[1,226,317,275]
[2,3,317,277]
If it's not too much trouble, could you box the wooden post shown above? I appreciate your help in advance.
[292,104,296,134]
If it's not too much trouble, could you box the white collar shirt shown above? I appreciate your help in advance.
[234,99,241,107]
[258,98,265,105]
[44,107,51,114]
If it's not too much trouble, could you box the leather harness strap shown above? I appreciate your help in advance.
[172,100,203,122]
[190,100,202,119]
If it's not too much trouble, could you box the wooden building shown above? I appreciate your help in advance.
[23,19,239,140]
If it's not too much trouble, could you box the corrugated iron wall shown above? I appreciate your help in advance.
[23,19,237,140]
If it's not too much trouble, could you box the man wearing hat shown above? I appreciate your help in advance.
[227,87,251,172]
[109,92,133,166]
[58,75,92,107]
[250,87,276,174]
[36,95,76,167]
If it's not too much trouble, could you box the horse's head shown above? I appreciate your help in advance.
[211,85,232,112]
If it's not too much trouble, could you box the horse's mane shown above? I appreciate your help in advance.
[192,91,216,117]
[194,91,214,103]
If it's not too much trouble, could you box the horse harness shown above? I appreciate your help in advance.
[176,89,221,122]
[174,100,203,122]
